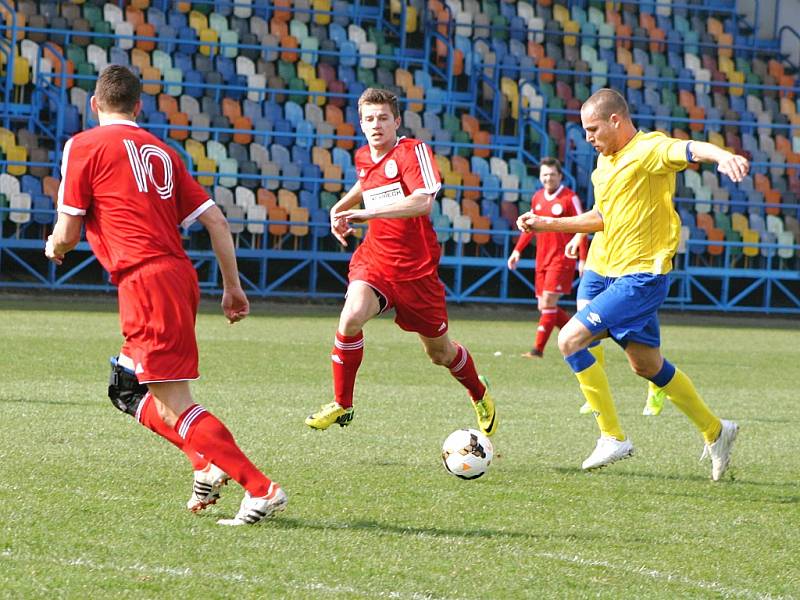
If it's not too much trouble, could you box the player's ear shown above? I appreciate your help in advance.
[89,95,98,114]
[132,99,143,119]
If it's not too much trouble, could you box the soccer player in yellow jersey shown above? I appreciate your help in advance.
[519,89,748,480]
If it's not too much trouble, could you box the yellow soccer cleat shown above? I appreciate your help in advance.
[473,375,498,437]
[305,402,354,430]
[643,385,668,416]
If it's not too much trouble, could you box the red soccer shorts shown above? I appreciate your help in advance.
[349,261,449,339]
[117,256,200,383]
[535,268,575,297]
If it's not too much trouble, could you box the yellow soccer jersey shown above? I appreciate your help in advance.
[590,130,690,276]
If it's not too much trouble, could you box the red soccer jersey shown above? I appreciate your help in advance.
[514,185,587,270]
[351,137,442,281]
[57,120,213,283]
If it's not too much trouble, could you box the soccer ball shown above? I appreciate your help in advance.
[441,428,493,479]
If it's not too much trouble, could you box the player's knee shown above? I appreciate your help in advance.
[108,357,148,417]
[629,361,659,379]
[557,328,578,356]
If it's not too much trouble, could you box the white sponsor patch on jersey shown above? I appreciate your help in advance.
[552,203,563,216]
[384,159,398,178]
[362,181,404,210]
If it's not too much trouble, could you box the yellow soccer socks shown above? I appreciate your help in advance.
[566,348,625,441]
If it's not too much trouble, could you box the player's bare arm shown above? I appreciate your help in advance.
[330,180,363,247]
[338,191,432,223]
[687,141,750,182]
[518,208,603,234]
[45,212,83,265]
[199,205,250,323]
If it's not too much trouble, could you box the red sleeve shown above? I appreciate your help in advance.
[401,141,441,196]
[568,191,584,216]
[57,136,93,215]
[579,235,588,261]
[172,150,213,225]
[514,231,534,253]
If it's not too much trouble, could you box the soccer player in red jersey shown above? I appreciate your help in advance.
[45,65,286,526]
[507,158,587,358]
[304,88,497,435]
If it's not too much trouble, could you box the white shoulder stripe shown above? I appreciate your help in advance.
[414,143,438,191]
[57,137,73,208]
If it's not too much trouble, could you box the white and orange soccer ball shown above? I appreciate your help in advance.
[441,428,493,480]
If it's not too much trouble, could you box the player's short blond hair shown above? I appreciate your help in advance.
[358,88,400,119]
[95,65,141,114]
[583,88,630,120]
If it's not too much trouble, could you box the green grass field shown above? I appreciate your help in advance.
[1,297,798,598]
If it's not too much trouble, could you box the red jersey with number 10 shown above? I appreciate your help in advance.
[514,185,587,270]
[351,137,442,281]
[57,120,213,283]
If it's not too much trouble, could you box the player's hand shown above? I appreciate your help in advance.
[45,235,64,265]
[338,208,372,224]
[718,154,750,183]
[330,211,353,247]
[222,286,250,324]
[507,250,520,270]
[517,211,544,233]
[564,238,579,259]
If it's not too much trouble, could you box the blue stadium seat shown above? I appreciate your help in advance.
[243,99,263,122]
[284,101,304,128]
[332,147,352,171]
[184,69,205,99]
[292,145,311,165]
[301,164,321,194]
[174,53,193,74]
[177,26,198,55]
[157,26,177,54]
[273,120,293,148]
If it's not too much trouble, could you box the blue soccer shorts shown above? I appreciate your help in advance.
[574,272,669,348]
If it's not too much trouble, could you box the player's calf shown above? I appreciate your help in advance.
[107,356,148,417]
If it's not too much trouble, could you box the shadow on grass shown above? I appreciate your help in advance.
[549,466,798,503]
[266,515,658,546]
[0,396,94,407]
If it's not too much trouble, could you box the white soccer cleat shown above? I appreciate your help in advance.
[217,484,288,526]
[700,419,739,481]
[581,436,634,471]
[187,463,230,512]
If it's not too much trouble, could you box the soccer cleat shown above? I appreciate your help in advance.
[581,436,634,470]
[305,402,354,430]
[579,401,593,415]
[473,375,498,437]
[217,484,288,526]
[700,419,739,481]
[521,349,543,359]
[643,386,668,416]
[187,463,230,512]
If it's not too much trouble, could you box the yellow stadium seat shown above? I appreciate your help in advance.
[443,171,461,199]
[563,20,580,46]
[199,28,218,56]
[297,61,315,84]
[0,128,14,152]
[553,4,569,24]
[501,77,519,119]
[313,0,331,24]
[728,71,744,96]
[718,56,734,76]
[405,5,418,34]
[7,145,27,176]
[189,10,207,33]
[196,157,216,187]
[185,139,205,164]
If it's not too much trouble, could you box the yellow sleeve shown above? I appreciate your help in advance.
[639,136,691,175]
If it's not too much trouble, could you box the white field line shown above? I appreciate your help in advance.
[535,551,791,600]
[0,549,790,600]
[0,551,463,600]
